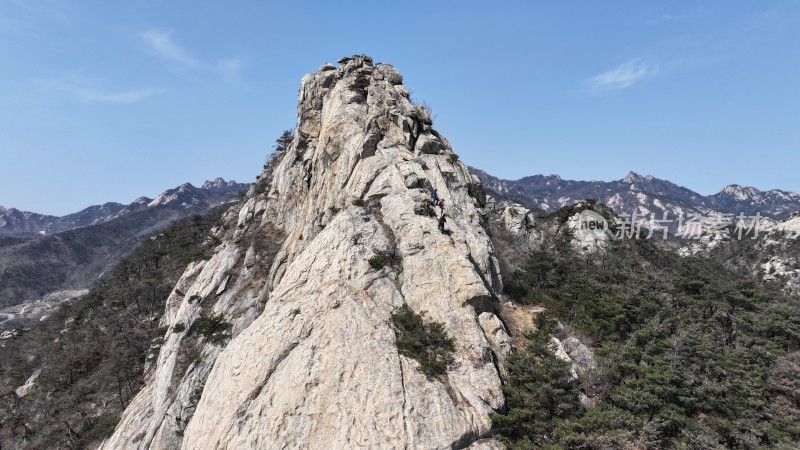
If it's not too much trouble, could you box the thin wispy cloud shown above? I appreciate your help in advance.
[36,74,165,104]
[586,59,659,92]
[2,0,72,35]
[216,58,246,77]
[140,29,196,66]
[74,87,165,104]
[139,28,247,77]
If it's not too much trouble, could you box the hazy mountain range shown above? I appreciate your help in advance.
[0,178,246,325]
[0,178,246,236]
[471,168,800,220]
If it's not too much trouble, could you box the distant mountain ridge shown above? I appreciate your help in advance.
[709,184,800,218]
[0,177,247,322]
[471,168,800,220]
[0,177,247,236]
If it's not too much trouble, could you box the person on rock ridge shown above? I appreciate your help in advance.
[438,213,447,232]
[438,198,445,213]
[430,188,439,203]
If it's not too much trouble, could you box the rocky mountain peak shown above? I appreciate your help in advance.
[622,171,653,184]
[710,184,800,217]
[103,55,508,449]
[718,184,758,200]
[201,177,239,191]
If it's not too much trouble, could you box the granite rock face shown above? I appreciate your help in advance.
[102,55,508,449]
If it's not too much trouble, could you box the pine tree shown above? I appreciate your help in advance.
[274,129,293,153]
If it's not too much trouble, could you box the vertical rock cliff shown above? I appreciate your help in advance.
[102,55,509,450]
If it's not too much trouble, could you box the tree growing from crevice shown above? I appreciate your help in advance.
[390,304,454,378]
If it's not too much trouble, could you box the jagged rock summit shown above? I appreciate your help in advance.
[102,55,508,449]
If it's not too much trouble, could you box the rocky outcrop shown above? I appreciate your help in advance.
[14,368,41,398]
[103,55,508,449]
[567,207,611,253]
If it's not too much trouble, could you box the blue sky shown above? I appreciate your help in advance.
[1,1,798,215]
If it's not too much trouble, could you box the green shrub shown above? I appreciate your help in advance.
[172,322,186,333]
[369,249,400,270]
[88,415,121,439]
[448,153,459,163]
[151,325,171,345]
[546,203,593,224]
[190,314,230,344]
[352,198,366,207]
[390,304,455,378]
